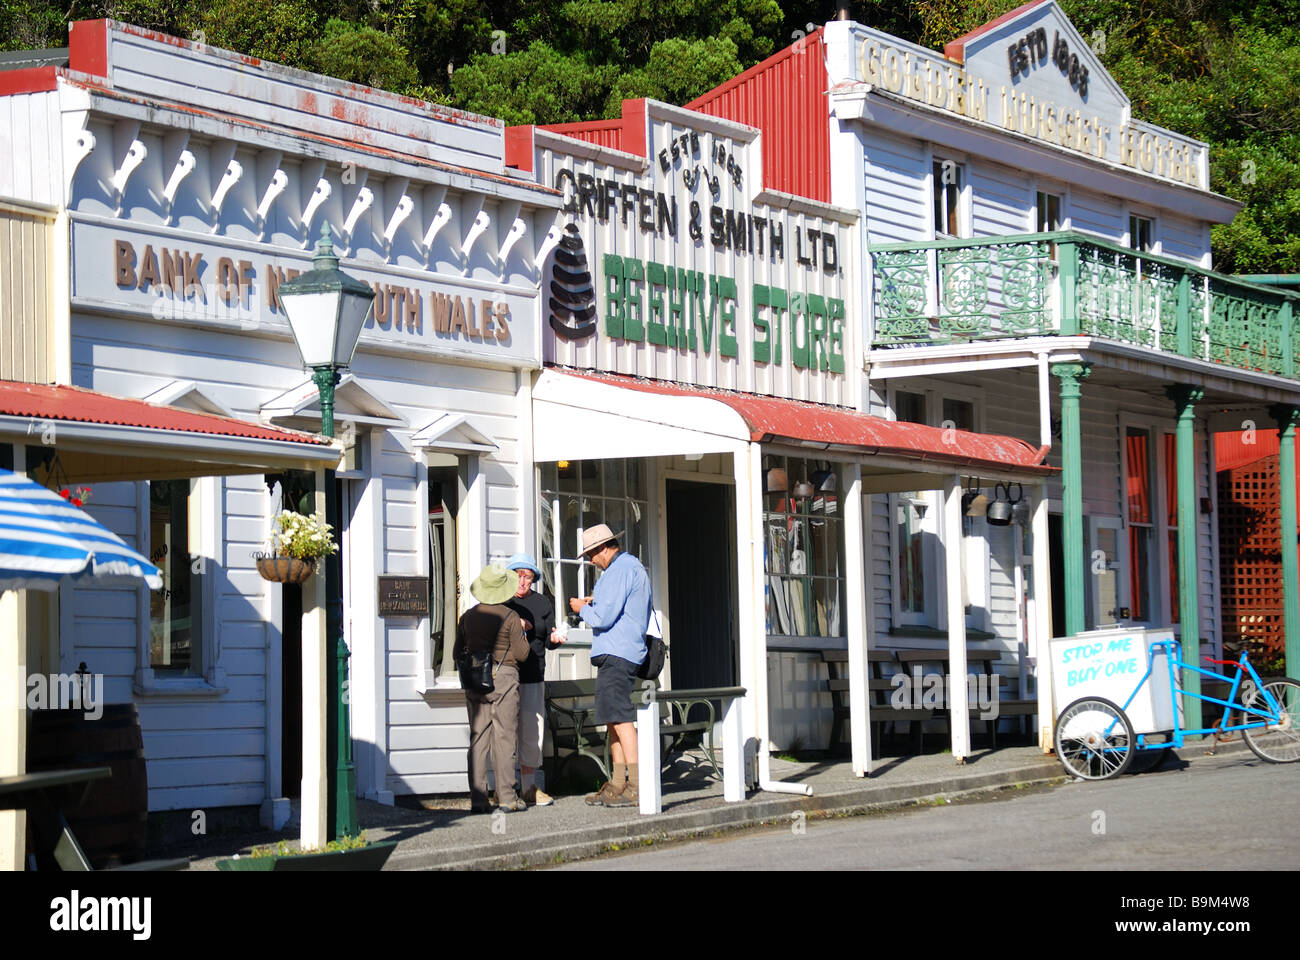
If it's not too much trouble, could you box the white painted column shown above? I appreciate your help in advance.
[943,474,970,761]
[721,695,744,801]
[637,697,660,815]
[0,588,25,871]
[1032,481,1055,752]
[732,442,763,787]
[842,462,873,777]
[300,471,329,850]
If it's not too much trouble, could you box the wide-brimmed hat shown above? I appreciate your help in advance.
[470,563,519,604]
[579,523,623,557]
[505,552,541,577]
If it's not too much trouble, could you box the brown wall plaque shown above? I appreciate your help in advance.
[377,576,429,617]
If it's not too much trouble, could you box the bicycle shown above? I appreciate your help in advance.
[1053,639,1300,780]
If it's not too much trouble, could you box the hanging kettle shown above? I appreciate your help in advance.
[986,482,1021,526]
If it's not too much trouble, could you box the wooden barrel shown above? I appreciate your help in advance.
[27,704,149,868]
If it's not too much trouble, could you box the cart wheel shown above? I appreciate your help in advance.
[1054,697,1135,780]
[1241,678,1300,763]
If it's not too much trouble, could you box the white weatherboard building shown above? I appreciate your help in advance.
[508,96,1056,778]
[1,19,559,820]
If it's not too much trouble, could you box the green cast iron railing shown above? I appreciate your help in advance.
[870,230,1299,379]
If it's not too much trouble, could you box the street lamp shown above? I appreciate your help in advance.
[276,224,374,840]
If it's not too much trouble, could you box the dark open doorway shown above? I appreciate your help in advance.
[665,480,738,698]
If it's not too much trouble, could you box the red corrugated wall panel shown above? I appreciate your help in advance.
[686,31,830,203]
[1216,429,1280,473]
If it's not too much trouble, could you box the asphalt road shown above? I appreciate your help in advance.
[547,751,1299,870]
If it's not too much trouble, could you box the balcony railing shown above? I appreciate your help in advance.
[870,230,1300,379]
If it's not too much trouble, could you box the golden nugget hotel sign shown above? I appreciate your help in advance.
[856,32,1204,188]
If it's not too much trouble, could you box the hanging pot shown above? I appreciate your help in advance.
[962,477,989,517]
[256,554,317,584]
[986,483,1014,525]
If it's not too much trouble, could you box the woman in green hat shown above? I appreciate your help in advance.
[454,563,532,813]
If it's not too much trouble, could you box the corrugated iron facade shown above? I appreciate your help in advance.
[1215,428,1279,473]
[0,198,56,383]
[686,31,830,204]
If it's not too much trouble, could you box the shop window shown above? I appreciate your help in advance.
[890,389,985,630]
[932,159,963,238]
[537,458,650,616]
[1164,432,1179,624]
[149,478,201,675]
[428,455,467,677]
[763,455,845,641]
[1124,426,1162,624]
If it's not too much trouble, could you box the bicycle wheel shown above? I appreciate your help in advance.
[1241,678,1300,763]
[1054,697,1135,780]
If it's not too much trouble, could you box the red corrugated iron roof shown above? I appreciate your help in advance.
[0,380,332,446]
[686,30,830,203]
[561,371,1053,475]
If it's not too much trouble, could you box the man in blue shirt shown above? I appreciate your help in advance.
[569,523,650,807]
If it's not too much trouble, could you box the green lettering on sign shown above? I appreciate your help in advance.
[647,260,668,345]
[603,254,624,339]
[623,256,645,342]
[714,275,738,358]
[790,293,810,370]
[828,298,845,374]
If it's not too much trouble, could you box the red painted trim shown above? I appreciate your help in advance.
[69,19,110,78]
[621,98,647,160]
[0,67,58,95]
[504,126,534,172]
[944,0,1053,63]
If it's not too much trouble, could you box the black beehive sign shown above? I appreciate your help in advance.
[548,224,597,341]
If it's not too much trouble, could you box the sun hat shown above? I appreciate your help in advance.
[505,552,542,577]
[579,523,623,557]
[470,563,519,605]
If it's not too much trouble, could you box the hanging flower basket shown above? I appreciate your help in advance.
[255,554,317,584]
[255,510,338,584]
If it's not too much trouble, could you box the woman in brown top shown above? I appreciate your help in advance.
[454,564,532,813]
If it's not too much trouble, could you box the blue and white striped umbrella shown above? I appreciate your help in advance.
[0,468,162,592]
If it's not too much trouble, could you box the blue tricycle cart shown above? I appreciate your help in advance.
[1052,632,1300,780]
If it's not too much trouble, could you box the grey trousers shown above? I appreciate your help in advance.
[466,663,520,807]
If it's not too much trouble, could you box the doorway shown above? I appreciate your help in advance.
[665,480,738,697]
[1049,513,1065,639]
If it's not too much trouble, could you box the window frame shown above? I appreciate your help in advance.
[133,476,223,696]
[1119,415,1179,630]
[886,383,989,633]
[930,156,967,240]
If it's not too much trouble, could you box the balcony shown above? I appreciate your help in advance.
[870,231,1300,380]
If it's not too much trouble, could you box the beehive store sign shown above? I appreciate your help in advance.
[552,132,846,375]
[69,220,537,367]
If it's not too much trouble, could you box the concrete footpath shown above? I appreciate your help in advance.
[168,739,1252,870]
[171,745,1074,870]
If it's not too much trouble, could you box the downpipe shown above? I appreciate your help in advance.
[757,739,814,796]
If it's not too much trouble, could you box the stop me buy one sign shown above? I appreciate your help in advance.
[1050,628,1182,735]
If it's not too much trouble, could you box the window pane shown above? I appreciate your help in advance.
[150,479,195,673]
[601,458,623,501]
[1168,531,1180,624]
[896,391,926,425]
[1126,428,1151,524]
[897,496,926,614]
[1129,526,1151,622]
[1164,433,1178,528]
[942,398,975,432]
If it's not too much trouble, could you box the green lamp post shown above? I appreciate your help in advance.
[275,224,374,840]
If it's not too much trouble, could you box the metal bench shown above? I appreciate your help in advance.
[544,678,718,781]
[895,647,1037,748]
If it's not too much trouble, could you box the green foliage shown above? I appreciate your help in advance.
[451,40,617,126]
[312,18,419,93]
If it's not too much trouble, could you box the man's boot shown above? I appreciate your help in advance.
[606,763,638,807]
[585,762,626,805]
